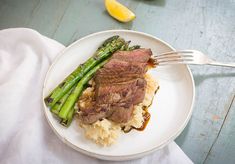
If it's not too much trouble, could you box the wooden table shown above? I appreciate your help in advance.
[0,0,234,163]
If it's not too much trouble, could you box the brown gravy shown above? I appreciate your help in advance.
[135,110,151,131]
[147,58,156,69]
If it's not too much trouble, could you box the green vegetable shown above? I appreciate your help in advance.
[44,36,125,107]
[51,86,75,115]
[100,35,119,48]
[128,45,141,50]
[60,107,76,127]
[58,60,108,120]
[120,41,131,50]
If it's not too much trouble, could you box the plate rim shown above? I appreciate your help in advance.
[42,29,195,161]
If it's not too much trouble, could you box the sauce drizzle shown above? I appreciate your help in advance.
[147,58,156,69]
[135,111,151,131]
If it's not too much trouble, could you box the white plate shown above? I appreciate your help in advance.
[43,30,195,161]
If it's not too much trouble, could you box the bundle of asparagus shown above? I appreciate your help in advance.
[44,35,140,127]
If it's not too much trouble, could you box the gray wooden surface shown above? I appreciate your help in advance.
[0,0,234,163]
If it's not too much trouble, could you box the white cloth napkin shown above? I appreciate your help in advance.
[0,28,193,164]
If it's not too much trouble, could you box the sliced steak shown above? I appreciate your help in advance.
[109,103,134,123]
[80,103,133,124]
[112,48,152,63]
[96,59,148,75]
[95,73,143,84]
[80,111,106,124]
[132,78,147,104]
[95,78,146,105]
[80,104,111,124]
[79,48,151,124]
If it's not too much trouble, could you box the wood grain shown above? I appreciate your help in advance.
[204,95,235,164]
[0,0,234,163]
[27,0,71,37]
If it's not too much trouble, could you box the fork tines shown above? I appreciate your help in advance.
[153,50,194,65]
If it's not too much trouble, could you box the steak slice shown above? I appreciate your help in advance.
[80,103,133,124]
[95,78,146,105]
[108,103,134,123]
[96,59,148,75]
[112,48,152,63]
[95,74,142,84]
[80,110,106,124]
[132,78,147,104]
[80,104,112,124]
[95,75,140,85]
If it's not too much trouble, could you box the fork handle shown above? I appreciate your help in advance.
[208,61,235,68]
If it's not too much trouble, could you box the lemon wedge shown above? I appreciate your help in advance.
[105,0,136,22]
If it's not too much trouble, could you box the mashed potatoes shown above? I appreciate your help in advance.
[77,73,159,146]
[80,119,121,146]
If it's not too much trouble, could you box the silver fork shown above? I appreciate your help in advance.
[153,50,235,67]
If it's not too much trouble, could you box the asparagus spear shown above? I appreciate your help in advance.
[51,86,75,115]
[100,35,119,48]
[128,45,141,50]
[120,41,131,50]
[60,107,76,127]
[58,60,108,120]
[45,36,125,107]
